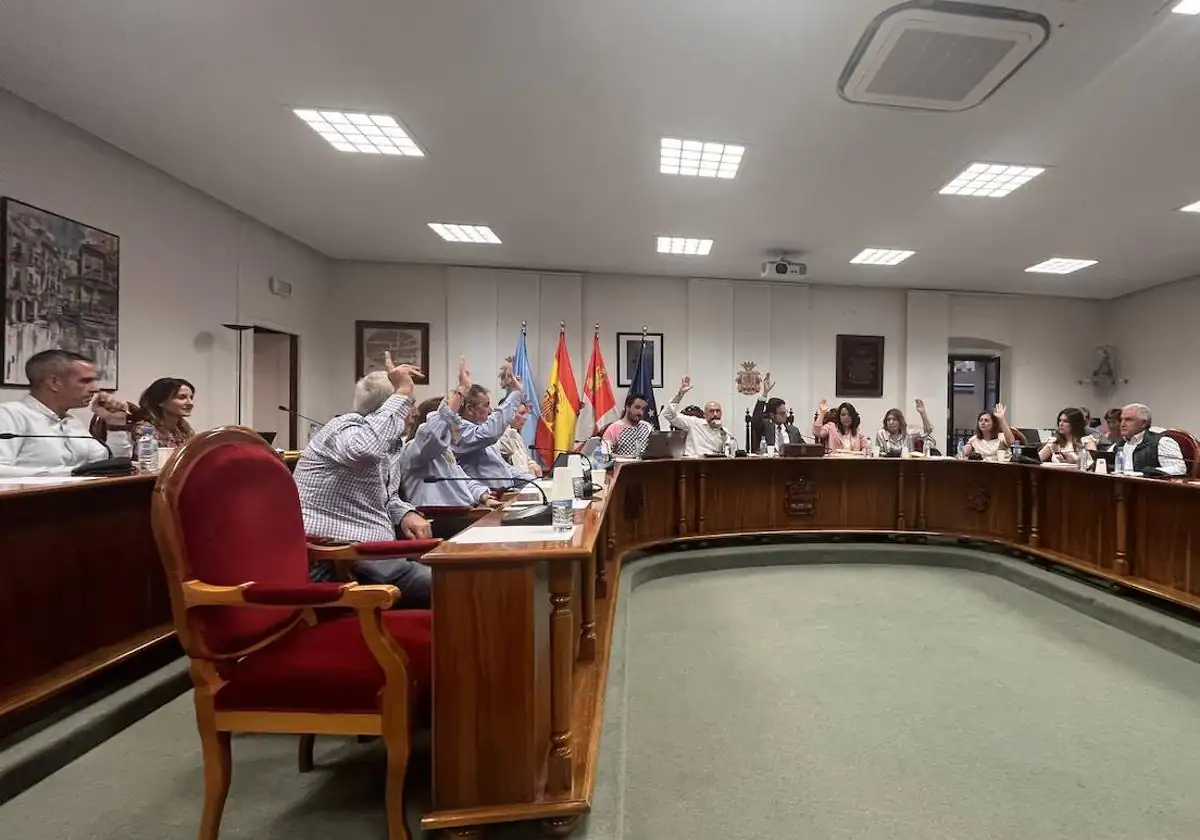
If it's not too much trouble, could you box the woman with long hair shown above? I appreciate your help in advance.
[960,403,1015,461]
[872,399,935,456]
[1040,407,1097,465]
[812,398,868,452]
[89,376,196,447]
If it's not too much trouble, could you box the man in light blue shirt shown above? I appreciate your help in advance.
[452,360,532,488]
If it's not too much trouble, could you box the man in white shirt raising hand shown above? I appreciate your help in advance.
[661,376,731,457]
[0,349,132,477]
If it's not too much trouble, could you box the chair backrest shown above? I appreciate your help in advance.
[152,427,311,658]
[1162,428,1200,477]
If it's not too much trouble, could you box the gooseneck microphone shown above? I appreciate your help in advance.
[422,475,552,526]
[0,431,114,459]
[278,405,328,429]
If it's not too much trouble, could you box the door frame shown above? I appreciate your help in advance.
[252,326,299,449]
[946,354,1001,454]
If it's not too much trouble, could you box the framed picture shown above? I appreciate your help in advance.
[835,334,884,398]
[355,320,430,381]
[1,198,120,387]
[616,331,664,388]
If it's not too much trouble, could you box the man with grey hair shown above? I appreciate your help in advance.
[1115,403,1186,476]
[0,348,131,476]
[294,352,434,607]
[453,357,531,488]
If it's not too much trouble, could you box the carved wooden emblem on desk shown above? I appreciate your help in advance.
[784,476,817,517]
[966,485,991,514]
[624,484,644,520]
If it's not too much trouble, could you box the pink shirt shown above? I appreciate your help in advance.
[815,422,868,453]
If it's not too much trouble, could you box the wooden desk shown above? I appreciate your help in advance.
[422,457,1200,838]
[0,453,301,731]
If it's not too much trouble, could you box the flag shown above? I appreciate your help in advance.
[512,325,540,451]
[535,326,582,465]
[628,335,659,430]
[583,326,617,435]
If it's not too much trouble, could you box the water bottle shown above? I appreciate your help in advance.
[136,424,159,473]
[550,470,574,532]
[1115,448,1126,475]
[757,436,768,457]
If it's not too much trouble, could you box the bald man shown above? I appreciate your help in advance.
[661,376,732,457]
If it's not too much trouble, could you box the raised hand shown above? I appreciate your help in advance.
[499,361,522,393]
[763,373,774,396]
[994,402,1007,419]
[818,398,829,416]
[458,356,471,389]
[679,376,692,394]
[915,398,926,414]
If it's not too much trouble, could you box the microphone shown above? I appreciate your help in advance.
[423,475,552,527]
[0,431,114,459]
[278,405,328,429]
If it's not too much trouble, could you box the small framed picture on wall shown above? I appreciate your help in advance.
[616,332,664,388]
[355,320,430,381]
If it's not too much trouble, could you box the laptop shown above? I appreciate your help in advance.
[642,430,687,459]
[781,443,825,458]
[1016,428,1041,445]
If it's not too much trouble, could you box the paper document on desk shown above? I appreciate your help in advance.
[0,476,99,485]
[450,525,577,544]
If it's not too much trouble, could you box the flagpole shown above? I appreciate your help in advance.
[592,322,600,434]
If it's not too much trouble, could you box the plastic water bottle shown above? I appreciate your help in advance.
[136,424,159,473]
[758,436,768,457]
[550,469,574,532]
[1115,448,1126,475]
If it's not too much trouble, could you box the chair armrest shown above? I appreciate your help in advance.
[306,538,441,562]
[183,580,397,610]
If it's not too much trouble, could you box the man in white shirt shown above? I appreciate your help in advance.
[0,349,132,477]
[1115,403,1186,476]
[661,376,731,457]
[498,402,543,477]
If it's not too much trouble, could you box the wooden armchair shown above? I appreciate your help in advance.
[307,537,442,584]
[1162,428,1200,478]
[151,427,432,840]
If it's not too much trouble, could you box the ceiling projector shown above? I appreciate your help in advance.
[761,259,807,279]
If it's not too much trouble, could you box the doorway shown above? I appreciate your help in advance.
[946,355,1000,454]
[251,327,299,449]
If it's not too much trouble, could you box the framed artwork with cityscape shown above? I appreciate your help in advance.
[354,320,430,382]
[1,198,121,388]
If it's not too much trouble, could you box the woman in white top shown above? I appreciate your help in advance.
[1039,407,1097,466]
[871,399,935,456]
[961,403,1015,461]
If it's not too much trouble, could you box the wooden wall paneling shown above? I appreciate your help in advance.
[1034,469,1116,573]
[1128,481,1200,596]
[702,459,774,534]
[918,461,1020,541]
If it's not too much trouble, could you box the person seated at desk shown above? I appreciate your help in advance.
[1039,407,1097,466]
[498,402,543,477]
[960,404,1014,462]
[293,355,433,608]
[661,375,731,457]
[91,376,196,448]
[0,349,132,477]
[871,399,935,456]
[751,373,803,450]
[1113,403,1186,476]
[397,390,500,515]
[813,398,868,453]
[453,357,529,488]
[1099,407,1122,449]
[602,393,655,457]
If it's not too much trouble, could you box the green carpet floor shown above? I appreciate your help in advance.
[3,549,1199,839]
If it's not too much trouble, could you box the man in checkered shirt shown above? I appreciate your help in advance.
[294,353,433,608]
[601,393,654,457]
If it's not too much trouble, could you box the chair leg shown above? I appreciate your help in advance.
[199,728,232,840]
[382,724,412,840]
[298,734,315,773]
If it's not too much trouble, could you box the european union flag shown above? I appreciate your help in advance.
[512,328,540,450]
[628,336,659,430]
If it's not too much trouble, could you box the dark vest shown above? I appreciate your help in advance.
[1129,430,1163,472]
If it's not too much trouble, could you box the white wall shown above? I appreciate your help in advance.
[1104,275,1200,429]
[330,263,1104,445]
[0,89,334,432]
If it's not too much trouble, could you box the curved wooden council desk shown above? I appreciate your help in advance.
[420,456,1200,838]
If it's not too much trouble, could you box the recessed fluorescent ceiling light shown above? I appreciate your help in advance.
[850,248,915,266]
[1180,200,1200,213]
[1172,0,1200,15]
[293,109,425,156]
[660,138,744,179]
[1024,258,1097,275]
[656,236,714,256]
[938,162,1045,197]
[428,223,501,244]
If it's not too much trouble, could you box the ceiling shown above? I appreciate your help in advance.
[0,0,1198,299]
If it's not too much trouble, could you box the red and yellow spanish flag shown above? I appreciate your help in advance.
[535,326,582,466]
[583,325,617,434]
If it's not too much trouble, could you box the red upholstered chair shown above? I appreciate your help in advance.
[1162,428,1200,478]
[306,536,442,584]
[151,427,432,840]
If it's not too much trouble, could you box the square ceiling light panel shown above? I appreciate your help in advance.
[1173,0,1200,14]
[850,248,915,266]
[428,224,501,244]
[660,138,744,179]
[939,163,1045,198]
[1024,258,1096,275]
[294,109,425,156]
[839,2,1050,112]
[656,236,714,256]
[1180,200,1200,212]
